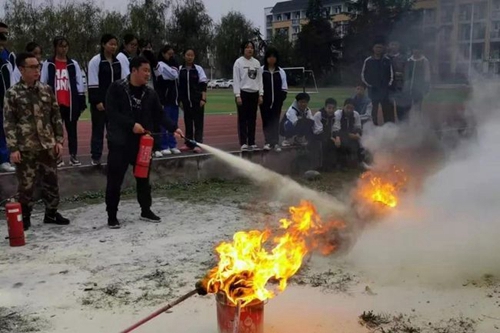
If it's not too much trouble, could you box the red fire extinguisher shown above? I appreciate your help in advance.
[5,199,25,247]
[134,134,154,179]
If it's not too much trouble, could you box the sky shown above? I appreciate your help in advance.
[103,0,275,31]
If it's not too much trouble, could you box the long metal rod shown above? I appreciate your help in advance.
[119,289,198,333]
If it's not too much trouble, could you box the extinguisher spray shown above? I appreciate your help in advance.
[134,134,155,179]
[5,198,25,247]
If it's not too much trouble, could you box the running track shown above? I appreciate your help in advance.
[61,104,463,165]
[61,114,261,165]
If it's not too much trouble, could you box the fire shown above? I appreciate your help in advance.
[356,165,408,209]
[202,201,344,306]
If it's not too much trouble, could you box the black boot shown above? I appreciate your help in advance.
[107,211,121,229]
[21,204,31,231]
[44,210,70,225]
[140,209,161,223]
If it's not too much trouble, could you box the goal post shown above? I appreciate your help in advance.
[281,67,319,94]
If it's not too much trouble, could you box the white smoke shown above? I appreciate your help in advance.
[347,81,500,284]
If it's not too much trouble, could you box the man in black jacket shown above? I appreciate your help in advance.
[105,56,183,229]
[361,40,394,125]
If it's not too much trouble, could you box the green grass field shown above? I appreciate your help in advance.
[79,87,469,121]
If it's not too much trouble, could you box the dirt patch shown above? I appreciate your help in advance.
[359,311,477,333]
[0,307,47,333]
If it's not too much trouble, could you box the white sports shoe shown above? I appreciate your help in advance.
[154,151,164,158]
[263,144,272,151]
[241,144,249,151]
[170,148,181,154]
[161,149,172,156]
[274,145,282,152]
[281,140,291,147]
[0,162,15,172]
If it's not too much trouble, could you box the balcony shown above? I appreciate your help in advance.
[292,19,300,25]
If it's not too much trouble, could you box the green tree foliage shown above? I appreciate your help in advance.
[213,11,255,77]
[166,0,213,66]
[295,0,339,78]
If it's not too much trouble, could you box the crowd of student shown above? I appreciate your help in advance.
[0,22,430,175]
[234,38,430,170]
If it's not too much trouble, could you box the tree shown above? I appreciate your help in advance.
[269,31,295,68]
[295,0,339,78]
[166,0,213,66]
[127,0,169,49]
[341,0,417,83]
[213,11,255,77]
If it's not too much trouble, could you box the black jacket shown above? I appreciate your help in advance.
[361,56,394,100]
[178,64,207,107]
[262,65,287,108]
[42,57,86,120]
[88,53,123,106]
[105,77,177,146]
[154,60,179,106]
[0,59,11,110]
[319,108,335,141]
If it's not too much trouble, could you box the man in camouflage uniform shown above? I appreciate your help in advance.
[3,52,70,230]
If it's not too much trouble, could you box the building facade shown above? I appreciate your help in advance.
[266,0,500,80]
[264,0,350,42]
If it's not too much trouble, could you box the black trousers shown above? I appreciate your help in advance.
[371,98,395,125]
[90,105,107,160]
[60,106,78,156]
[260,101,282,146]
[183,100,205,148]
[236,91,259,146]
[105,144,152,217]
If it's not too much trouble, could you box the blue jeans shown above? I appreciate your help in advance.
[0,110,10,164]
[161,105,179,150]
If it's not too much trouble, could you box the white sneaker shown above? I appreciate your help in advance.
[0,162,15,172]
[274,145,282,152]
[241,144,249,151]
[154,151,164,158]
[281,140,291,147]
[250,145,258,150]
[161,149,172,156]
[170,148,181,154]
[263,144,272,151]
[57,160,65,168]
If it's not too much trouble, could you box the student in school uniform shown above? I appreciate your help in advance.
[116,33,139,77]
[87,34,127,166]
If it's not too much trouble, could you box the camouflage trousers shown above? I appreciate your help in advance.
[15,148,60,215]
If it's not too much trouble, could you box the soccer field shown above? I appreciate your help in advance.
[79,87,469,120]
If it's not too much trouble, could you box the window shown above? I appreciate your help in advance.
[459,4,472,21]
[334,5,342,14]
[473,23,486,40]
[423,8,437,25]
[493,0,500,11]
[491,21,500,38]
[293,26,300,34]
[295,11,301,19]
[472,43,485,60]
[440,26,453,43]
[441,5,454,23]
[474,2,487,20]
[459,44,470,60]
[266,15,273,24]
[276,14,282,21]
[266,29,273,39]
[490,41,500,59]
[285,12,291,20]
[459,24,471,41]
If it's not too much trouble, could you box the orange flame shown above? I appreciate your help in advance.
[356,165,408,209]
[202,201,344,306]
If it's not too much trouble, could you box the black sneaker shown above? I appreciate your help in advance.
[108,217,121,229]
[23,215,31,231]
[44,212,70,225]
[70,155,81,166]
[140,210,161,223]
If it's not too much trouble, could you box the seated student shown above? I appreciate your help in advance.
[352,83,373,124]
[332,98,362,168]
[312,98,337,170]
[281,92,322,146]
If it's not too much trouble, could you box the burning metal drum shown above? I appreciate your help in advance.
[216,293,264,333]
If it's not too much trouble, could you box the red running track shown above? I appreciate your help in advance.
[60,114,263,164]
